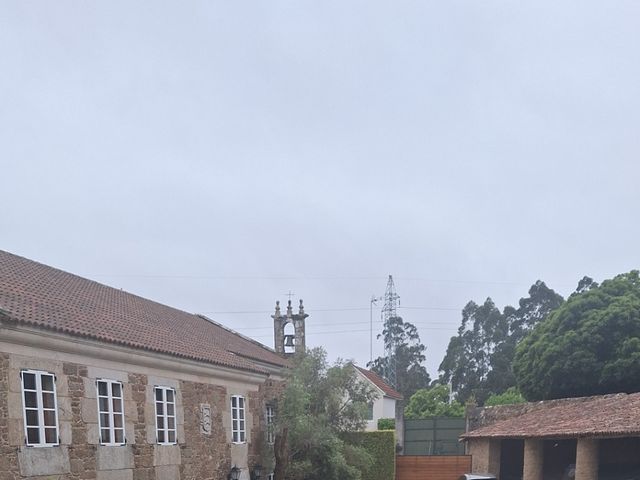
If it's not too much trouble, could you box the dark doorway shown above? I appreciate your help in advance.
[599,437,640,479]
[543,439,576,480]
[500,439,524,480]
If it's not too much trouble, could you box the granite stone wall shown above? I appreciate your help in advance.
[1,352,279,480]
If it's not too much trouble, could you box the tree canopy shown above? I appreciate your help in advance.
[273,348,378,480]
[439,281,564,404]
[404,384,464,419]
[484,387,526,407]
[368,316,431,400]
[514,271,640,400]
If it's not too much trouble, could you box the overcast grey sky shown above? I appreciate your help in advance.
[2,1,639,377]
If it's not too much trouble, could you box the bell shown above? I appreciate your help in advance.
[284,335,295,347]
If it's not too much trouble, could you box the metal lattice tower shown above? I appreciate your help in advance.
[382,275,400,388]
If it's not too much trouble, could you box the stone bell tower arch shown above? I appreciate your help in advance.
[273,299,308,355]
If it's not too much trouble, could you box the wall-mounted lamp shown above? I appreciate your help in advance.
[229,466,241,480]
[251,464,263,480]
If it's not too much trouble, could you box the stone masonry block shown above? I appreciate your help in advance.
[97,445,134,471]
[18,445,71,476]
[153,445,181,466]
[155,464,179,480]
[97,469,134,480]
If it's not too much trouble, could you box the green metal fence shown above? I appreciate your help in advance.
[403,417,466,456]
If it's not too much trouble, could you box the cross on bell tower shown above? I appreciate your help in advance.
[272,298,308,355]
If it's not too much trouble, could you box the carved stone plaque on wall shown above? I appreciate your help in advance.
[200,403,212,435]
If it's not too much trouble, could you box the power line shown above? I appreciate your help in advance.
[87,272,571,287]
[232,319,459,331]
[247,325,457,339]
[205,305,460,315]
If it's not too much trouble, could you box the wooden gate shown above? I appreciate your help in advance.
[396,455,472,480]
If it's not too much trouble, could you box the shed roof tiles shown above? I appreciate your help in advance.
[462,393,640,439]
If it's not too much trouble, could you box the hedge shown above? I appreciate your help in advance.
[342,430,396,480]
[377,418,395,430]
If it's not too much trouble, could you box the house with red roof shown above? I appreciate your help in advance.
[353,365,403,434]
[0,249,292,480]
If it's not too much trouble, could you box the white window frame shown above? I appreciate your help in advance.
[266,404,275,445]
[154,386,177,445]
[20,369,60,447]
[268,473,274,480]
[231,395,246,444]
[96,379,126,446]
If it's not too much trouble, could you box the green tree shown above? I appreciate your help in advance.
[439,282,563,404]
[368,316,431,400]
[274,348,378,480]
[439,298,507,404]
[514,271,640,400]
[404,384,464,418]
[486,281,564,394]
[484,387,526,406]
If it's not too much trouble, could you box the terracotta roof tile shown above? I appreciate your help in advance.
[462,393,640,439]
[0,250,289,373]
[355,366,403,400]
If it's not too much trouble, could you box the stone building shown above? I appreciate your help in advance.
[0,250,291,480]
[462,393,640,480]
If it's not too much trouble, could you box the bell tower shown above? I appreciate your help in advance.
[273,299,308,355]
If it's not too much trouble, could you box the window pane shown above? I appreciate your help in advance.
[114,414,123,428]
[42,393,55,409]
[157,430,165,443]
[155,389,163,401]
[113,398,123,413]
[22,373,36,390]
[156,416,164,430]
[100,413,110,428]
[168,431,176,443]
[24,391,38,408]
[240,431,245,442]
[45,428,57,444]
[26,409,39,426]
[112,383,122,397]
[156,402,164,415]
[27,428,40,444]
[98,382,108,396]
[101,428,111,443]
[232,431,238,443]
[41,375,54,392]
[114,429,124,444]
[240,420,245,431]
[231,397,237,408]
[167,403,175,416]
[168,417,175,430]
[99,397,109,412]
[44,410,56,427]
[166,390,174,403]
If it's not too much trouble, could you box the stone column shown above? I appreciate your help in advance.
[523,439,544,480]
[468,439,500,476]
[575,438,598,480]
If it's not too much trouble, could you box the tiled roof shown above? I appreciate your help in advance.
[0,250,289,373]
[355,366,403,400]
[462,393,640,439]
